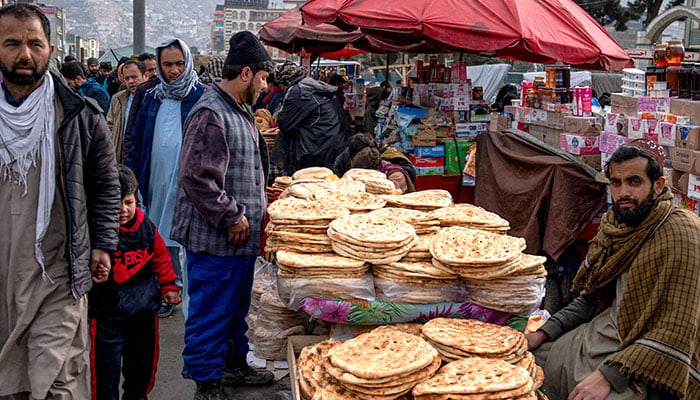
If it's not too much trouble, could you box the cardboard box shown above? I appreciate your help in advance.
[672,169,689,195]
[659,122,677,147]
[288,336,330,400]
[413,127,438,146]
[515,107,532,124]
[563,116,602,135]
[414,145,445,157]
[627,117,644,139]
[611,93,638,115]
[677,125,700,150]
[490,112,513,132]
[670,147,693,172]
[528,124,562,147]
[578,154,602,171]
[601,151,613,170]
[530,108,548,125]
[688,174,700,201]
[691,150,700,176]
[444,141,474,175]
[411,156,445,176]
[545,110,568,129]
[599,131,627,154]
[671,98,700,125]
[637,96,670,113]
[604,113,628,135]
[560,133,600,155]
[455,122,488,139]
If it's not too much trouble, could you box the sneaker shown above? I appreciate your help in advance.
[158,303,173,318]
[220,363,274,386]
[194,381,230,400]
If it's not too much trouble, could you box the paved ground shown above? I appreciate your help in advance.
[148,308,292,400]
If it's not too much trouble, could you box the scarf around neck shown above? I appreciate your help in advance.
[154,37,199,101]
[0,73,56,282]
[572,188,673,294]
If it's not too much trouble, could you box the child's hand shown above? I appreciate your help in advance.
[163,290,182,305]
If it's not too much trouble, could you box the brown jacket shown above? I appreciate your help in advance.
[106,89,130,163]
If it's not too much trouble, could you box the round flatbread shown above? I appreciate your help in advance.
[430,227,525,266]
[292,167,336,181]
[267,197,350,221]
[421,318,524,357]
[329,214,416,244]
[313,189,387,212]
[327,330,438,379]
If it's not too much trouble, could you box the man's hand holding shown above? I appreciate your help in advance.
[525,330,550,351]
[227,216,250,246]
[90,249,111,283]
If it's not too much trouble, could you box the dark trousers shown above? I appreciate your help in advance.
[90,314,159,400]
[181,252,256,382]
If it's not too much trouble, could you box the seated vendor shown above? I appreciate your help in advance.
[349,147,416,194]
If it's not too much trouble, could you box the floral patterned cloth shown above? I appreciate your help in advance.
[298,297,527,331]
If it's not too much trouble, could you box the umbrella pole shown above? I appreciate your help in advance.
[459,51,464,62]
[386,52,390,83]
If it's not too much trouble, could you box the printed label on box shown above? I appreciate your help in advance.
[659,122,677,147]
[628,117,644,139]
[599,131,627,154]
[560,134,600,155]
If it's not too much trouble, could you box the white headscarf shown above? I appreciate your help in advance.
[154,37,199,100]
[0,73,56,282]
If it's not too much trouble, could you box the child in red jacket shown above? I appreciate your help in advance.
[89,165,181,400]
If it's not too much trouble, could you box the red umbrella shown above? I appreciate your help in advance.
[320,46,366,60]
[300,0,633,71]
[259,7,448,55]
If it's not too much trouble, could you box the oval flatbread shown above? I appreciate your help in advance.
[430,227,525,266]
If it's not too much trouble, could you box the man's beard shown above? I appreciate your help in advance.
[0,60,48,86]
[613,188,656,226]
[244,80,259,105]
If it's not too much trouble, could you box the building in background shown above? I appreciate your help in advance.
[65,33,99,62]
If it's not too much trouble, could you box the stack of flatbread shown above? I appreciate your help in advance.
[462,254,548,314]
[292,167,337,181]
[366,207,440,235]
[381,189,453,211]
[373,261,462,303]
[283,179,339,200]
[327,214,417,264]
[412,357,538,400]
[429,203,511,233]
[371,323,423,337]
[321,330,442,399]
[267,176,291,201]
[342,168,399,195]
[265,198,349,253]
[400,232,435,262]
[253,292,307,361]
[430,227,526,279]
[312,189,386,214]
[421,318,528,364]
[297,339,341,400]
[276,250,369,279]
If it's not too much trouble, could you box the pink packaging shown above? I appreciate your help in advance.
[581,87,592,116]
[659,122,677,147]
[457,61,468,82]
[572,87,581,116]
[599,131,627,154]
[520,81,532,106]
[628,117,644,139]
[560,133,600,155]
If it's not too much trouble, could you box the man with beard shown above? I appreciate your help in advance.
[0,4,119,398]
[59,60,111,115]
[171,31,275,400]
[122,52,159,162]
[106,59,145,162]
[526,139,700,400]
[126,38,206,319]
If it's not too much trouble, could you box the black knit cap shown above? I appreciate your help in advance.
[226,31,271,66]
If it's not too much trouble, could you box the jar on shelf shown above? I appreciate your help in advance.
[653,43,668,67]
[679,62,694,99]
[666,65,680,97]
[691,63,700,101]
[666,40,685,66]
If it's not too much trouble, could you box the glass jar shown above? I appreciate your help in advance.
[691,63,700,101]
[656,66,666,82]
[679,62,693,98]
[555,65,571,88]
[666,40,685,66]
[667,65,680,96]
[653,43,668,66]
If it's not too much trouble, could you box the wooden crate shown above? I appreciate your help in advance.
[287,335,330,400]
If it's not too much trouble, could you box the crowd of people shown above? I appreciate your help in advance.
[1,3,699,400]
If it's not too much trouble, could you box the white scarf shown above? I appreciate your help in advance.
[0,73,56,282]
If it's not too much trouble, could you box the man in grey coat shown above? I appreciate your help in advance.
[171,31,275,400]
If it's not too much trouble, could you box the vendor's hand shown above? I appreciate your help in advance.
[568,370,611,400]
[162,290,182,305]
[525,331,550,351]
[90,249,111,283]
[227,216,250,246]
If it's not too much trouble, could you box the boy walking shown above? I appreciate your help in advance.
[89,165,181,400]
